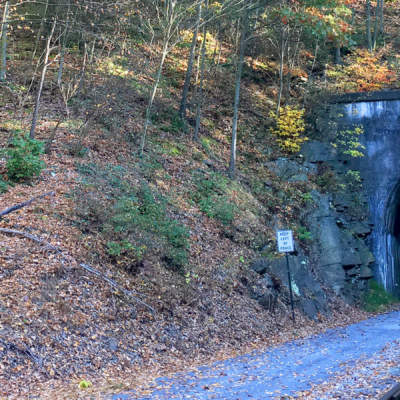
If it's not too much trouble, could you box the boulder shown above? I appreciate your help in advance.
[264,158,316,182]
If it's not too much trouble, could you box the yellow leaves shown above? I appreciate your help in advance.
[269,106,308,154]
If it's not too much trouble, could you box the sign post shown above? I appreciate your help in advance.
[276,230,295,324]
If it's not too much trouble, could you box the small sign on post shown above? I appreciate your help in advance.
[277,230,294,253]
[276,230,296,324]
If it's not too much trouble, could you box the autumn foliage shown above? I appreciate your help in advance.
[327,49,398,92]
[269,106,308,153]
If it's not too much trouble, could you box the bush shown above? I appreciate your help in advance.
[0,177,11,193]
[199,196,236,225]
[363,280,399,312]
[74,163,190,270]
[297,226,312,242]
[192,172,237,225]
[269,106,307,153]
[5,134,45,182]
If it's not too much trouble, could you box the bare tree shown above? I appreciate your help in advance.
[179,0,203,121]
[0,1,9,81]
[366,0,372,51]
[30,19,57,139]
[229,6,249,179]
[194,0,209,141]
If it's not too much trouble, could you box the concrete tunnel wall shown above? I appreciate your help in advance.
[339,97,400,295]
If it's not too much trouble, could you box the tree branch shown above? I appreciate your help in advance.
[0,191,55,220]
[0,228,155,314]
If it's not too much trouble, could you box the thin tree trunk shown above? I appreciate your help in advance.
[32,0,49,61]
[366,0,372,51]
[379,0,384,36]
[276,26,286,115]
[0,1,9,81]
[334,46,341,64]
[179,0,202,120]
[229,9,249,180]
[30,20,56,139]
[140,37,170,156]
[372,0,379,49]
[57,0,71,86]
[310,40,318,76]
[194,0,208,142]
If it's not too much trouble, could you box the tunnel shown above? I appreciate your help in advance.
[340,98,400,296]
[385,182,400,296]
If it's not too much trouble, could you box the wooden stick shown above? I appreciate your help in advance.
[0,228,155,314]
[0,228,60,251]
[0,191,55,219]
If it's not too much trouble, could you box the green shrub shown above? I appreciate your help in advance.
[199,196,236,225]
[0,177,11,193]
[74,164,189,270]
[5,134,45,182]
[363,280,399,312]
[297,226,312,242]
[192,172,237,225]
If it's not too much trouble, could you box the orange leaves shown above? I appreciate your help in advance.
[327,49,398,92]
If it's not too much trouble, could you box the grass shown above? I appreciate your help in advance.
[363,280,399,312]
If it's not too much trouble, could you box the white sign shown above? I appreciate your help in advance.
[277,230,294,253]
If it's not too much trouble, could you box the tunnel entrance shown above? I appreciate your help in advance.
[341,98,400,295]
[385,183,400,297]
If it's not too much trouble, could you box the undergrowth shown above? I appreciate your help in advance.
[192,171,237,225]
[74,162,189,271]
[363,280,399,312]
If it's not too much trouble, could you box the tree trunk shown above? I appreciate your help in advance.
[276,26,286,115]
[140,35,171,156]
[179,0,202,120]
[32,0,49,61]
[194,0,208,142]
[379,0,384,36]
[334,46,341,64]
[372,0,380,49]
[30,20,56,139]
[366,0,372,51]
[229,8,249,180]
[0,1,9,81]
[57,0,71,86]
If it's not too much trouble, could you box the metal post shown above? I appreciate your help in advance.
[286,253,295,324]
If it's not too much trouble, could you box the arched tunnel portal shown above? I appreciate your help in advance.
[385,182,400,295]
[340,97,400,296]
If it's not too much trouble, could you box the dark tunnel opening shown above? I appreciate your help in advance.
[385,183,400,296]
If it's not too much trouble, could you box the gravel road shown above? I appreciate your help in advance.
[112,311,400,399]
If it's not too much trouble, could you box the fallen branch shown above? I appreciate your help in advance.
[0,191,55,220]
[0,228,60,252]
[0,338,49,378]
[0,228,155,314]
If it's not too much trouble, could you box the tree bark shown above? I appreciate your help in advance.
[0,1,9,81]
[140,1,174,156]
[179,0,202,120]
[229,8,249,180]
[194,0,208,142]
[276,25,287,115]
[366,0,372,51]
[30,19,57,139]
[57,0,71,86]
